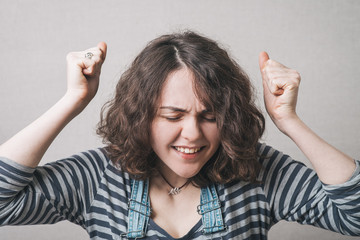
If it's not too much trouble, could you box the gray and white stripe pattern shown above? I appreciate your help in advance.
[1,143,360,239]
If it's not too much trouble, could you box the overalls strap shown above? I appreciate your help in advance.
[124,180,226,238]
[197,184,227,235]
[123,179,151,239]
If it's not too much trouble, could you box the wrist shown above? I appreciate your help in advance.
[63,91,92,115]
[272,113,302,136]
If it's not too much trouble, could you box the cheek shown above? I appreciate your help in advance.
[150,121,178,150]
[203,125,221,145]
[150,122,162,151]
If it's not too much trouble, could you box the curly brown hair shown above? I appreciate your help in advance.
[97,31,265,186]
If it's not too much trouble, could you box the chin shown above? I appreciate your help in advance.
[174,166,202,179]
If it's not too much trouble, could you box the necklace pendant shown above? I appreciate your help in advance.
[168,187,181,195]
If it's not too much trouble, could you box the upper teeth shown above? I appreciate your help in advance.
[175,147,201,154]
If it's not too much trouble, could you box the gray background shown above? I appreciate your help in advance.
[0,0,359,239]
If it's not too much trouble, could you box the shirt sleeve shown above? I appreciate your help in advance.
[0,148,109,228]
[258,143,360,236]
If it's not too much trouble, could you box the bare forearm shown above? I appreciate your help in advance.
[0,42,106,168]
[259,53,356,185]
[280,116,356,185]
[0,94,85,167]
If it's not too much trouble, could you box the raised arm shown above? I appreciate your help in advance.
[0,42,107,167]
[259,52,355,185]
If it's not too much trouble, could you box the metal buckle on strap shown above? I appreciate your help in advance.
[120,231,146,239]
[197,199,221,215]
[202,224,228,235]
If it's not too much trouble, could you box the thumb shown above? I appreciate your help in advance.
[97,42,107,60]
[259,51,269,71]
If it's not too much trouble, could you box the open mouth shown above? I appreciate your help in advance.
[173,146,204,154]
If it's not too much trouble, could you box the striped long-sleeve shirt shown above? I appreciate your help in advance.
[0,143,360,239]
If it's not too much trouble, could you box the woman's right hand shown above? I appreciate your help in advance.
[0,43,107,167]
[65,42,107,108]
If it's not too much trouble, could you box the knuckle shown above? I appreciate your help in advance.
[268,72,277,80]
[267,59,275,65]
[66,52,75,61]
[291,69,300,75]
[88,65,96,74]
[271,78,278,85]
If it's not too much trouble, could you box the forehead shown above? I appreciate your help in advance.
[158,68,205,109]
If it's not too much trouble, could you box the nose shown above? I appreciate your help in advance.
[181,117,203,141]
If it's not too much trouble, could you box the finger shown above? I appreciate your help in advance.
[259,51,270,71]
[83,47,102,60]
[97,42,107,60]
[259,52,275,96]
[265,69,301,80]
[264,59,290,71]
[80,46,104,75]
[268,74,301,96]
[82,64,95,76]
[81,59,97,76]
[267,78,286,95]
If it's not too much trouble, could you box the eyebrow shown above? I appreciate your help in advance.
[159,106,187,112]
[159,106,211,114]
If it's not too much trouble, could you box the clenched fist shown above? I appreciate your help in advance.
[259,52,301,132]
[66,42,107,105]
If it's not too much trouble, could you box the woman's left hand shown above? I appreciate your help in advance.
[259,52,301,132]
[259,52,356,184]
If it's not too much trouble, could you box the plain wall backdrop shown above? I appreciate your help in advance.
[0,0,359,239]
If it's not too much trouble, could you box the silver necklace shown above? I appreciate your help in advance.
[159,172,189,195]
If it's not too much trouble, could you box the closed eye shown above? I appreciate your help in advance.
[202,116,216,122]
[161,113,183,121]
[201,112,216,122]
[165,116,182,121]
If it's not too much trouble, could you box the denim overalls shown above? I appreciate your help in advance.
[121,179,227,239]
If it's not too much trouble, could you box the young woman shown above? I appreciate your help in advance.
[0,31,359,239]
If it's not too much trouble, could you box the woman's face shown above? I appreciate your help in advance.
[150,68,220,179]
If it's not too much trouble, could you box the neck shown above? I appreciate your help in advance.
[154,163,191,195]
[159,171,190,195]
[156,161,190,187]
